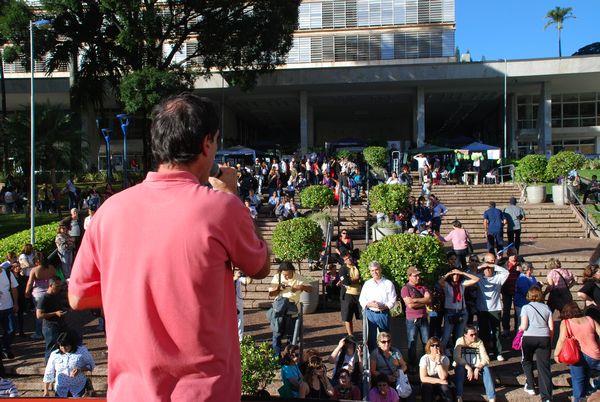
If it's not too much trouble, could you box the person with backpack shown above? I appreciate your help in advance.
[545,258,576,314]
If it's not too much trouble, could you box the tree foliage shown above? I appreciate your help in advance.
[363,146,388,168]
[240,336,279,396]
[299,185,335,210]
[546,150,585,182]
[368,183,410,215]
[271,218,323,262]
[515,154,548,184]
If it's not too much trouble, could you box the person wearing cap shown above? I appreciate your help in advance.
[401,266,431,367]
[483,201,508,255]
[339,252,362,337]
[503,197,525,253]
[476,253,510,361]
[359,261,397,352]
[268,262,313,356]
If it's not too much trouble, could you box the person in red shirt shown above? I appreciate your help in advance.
[68,94,270,402]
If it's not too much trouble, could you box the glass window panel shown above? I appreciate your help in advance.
[429,0,442,22]
[598,101,600,117]
[553,145,564,154]
[334,1,346,27]
[442,0,454,22]
[582,118,596,127]
[346,35,358,60]
[381,33,394,59]
[357,35,370,60]
[580,93,596,102]
[552,103,561,119]
[334,36,346,61]
[394,0,406,24]
[311,37,323,62]
[357,0,369,26]
[581,139,596,144]
[430,30,442,57]
[322,1,334,28]
[552,119,562,128]
[370,0,382,26]
[287,38,300,63]
[346,0,357,27]
[517,95,528,104]
[564,140,578,145]
[563,103,579,118]
[551,94,562,103]
[322,36,335,61]
[310,3,322,29]
[418,0,430,23]
[381,0,394,25]
[441,29,454,57]
[405,31,418,58]
[580,144,595,154]
[369,34,381,60]
[581,102,595,117]
[563,118,579,127]
[394,32,406,58]
[299,37,311,63]
[563,94,579,103]
[299,4,310,29]
[406,0,418,23]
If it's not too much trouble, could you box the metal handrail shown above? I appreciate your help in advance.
[566,185,597,238]
[321,221,333,309]
[497,164,515,184]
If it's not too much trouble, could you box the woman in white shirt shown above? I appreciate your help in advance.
[419,337,452,402]
[386,172,400,185]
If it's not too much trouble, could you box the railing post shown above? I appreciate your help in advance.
[365,219,370,246]
[362,308,370,400]
[321,221,332,309]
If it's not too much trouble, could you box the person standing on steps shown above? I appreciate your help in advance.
[483,201,507,255]
[359,261,397,353]
[503,197,526,253]
[68,94,271,402]
[400,266,431,368]
[339,251,362,337]
[413,153,429,185]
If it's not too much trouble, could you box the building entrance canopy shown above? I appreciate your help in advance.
[409,143,454,154]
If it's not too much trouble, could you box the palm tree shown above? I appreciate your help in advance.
[545,6,575,58]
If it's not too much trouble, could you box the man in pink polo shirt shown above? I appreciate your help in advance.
[68,94,270,401]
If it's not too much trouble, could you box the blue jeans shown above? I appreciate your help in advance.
[569,357,590,402]
[406,317,429,366]
[366,310,390,352]
[441,310,467,351]
[455,364,496,399]
[341,186,351,207]
[42,321,61,362]
[0,309,15,352]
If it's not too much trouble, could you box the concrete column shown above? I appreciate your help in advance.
[300,91,308,153]
[308,105,315,149]
[509,94,518,157]
[413,87,425,147]
[538,82,552,156]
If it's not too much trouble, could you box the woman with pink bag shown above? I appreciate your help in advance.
[555,302,600,402]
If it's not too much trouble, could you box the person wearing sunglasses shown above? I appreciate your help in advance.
[332,368,361,400]
[419,337,452,402]
[453,326,496,402]
[298,356,335,399]
[368,373,399,402]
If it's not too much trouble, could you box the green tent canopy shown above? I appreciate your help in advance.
[409,144,454,154]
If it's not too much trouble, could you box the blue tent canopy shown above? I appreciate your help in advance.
[460,142,500,152]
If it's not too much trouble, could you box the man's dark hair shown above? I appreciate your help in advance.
[509,197,517,205]
[489,201,496,208]
[278,262,295,272]
[150,93,219,165]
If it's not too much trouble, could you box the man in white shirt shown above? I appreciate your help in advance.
[0,266,18,359]
[413,153,430,185]
[359,261,397,352]
[476,253,510,361]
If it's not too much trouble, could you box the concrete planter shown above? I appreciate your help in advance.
[526,185,546,204]
[552,184,567,206]
[371,225,400,242]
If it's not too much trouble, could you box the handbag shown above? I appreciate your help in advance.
[395,370,412,398]
[512,330,524,350]
[557,319,581,365]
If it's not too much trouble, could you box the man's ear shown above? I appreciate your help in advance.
[201,131,219,156]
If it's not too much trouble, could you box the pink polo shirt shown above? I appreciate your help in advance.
[69,171,268,402]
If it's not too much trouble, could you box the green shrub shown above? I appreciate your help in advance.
[363,146,388,168]
[299,185,334,210]
[368,184,410,215]
[514,154,548,184]
[358,233,446,287]
[271,218,323,261]
[0,222,59,257]
[240,336,279,396]
[336,150,353,160]
[583,158,600,170]
[546,151,586,182]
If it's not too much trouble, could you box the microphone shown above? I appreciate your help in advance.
[210,162,222,178]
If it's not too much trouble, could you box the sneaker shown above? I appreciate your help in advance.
[456,397,463,402]
[523,384,536,396]
[496,354,505,362]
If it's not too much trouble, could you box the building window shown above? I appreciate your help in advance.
[552,138,596,155]
[517,141,539,157]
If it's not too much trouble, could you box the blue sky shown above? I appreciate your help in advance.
[456,1,599,61]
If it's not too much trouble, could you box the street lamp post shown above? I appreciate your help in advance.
[101,128,112,182]
[29,19,51,245]
[116,114,130,188]
[503,58,508,159]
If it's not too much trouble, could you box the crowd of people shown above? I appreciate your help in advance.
[264,234,600,402]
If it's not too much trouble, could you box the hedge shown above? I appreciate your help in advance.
[271,218,323,262]
[0,222,59,258]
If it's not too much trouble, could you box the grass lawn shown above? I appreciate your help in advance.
[585,204,600,228]
[580,169,600,180]
[0,213,62,239]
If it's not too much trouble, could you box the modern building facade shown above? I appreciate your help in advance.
[3,0,600,166]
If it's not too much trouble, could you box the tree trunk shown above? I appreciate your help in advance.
[558,29,562,58]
